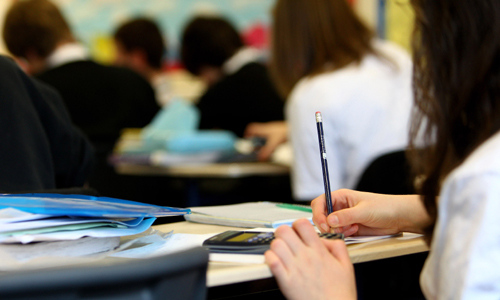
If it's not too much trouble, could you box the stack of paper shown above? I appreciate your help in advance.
[0,193,190,263]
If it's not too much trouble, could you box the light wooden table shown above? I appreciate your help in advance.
[154,221,429,288]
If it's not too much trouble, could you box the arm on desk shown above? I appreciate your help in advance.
[311,189,432,236]
[244,121,288,162]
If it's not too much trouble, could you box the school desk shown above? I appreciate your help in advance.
[154,221,430,299]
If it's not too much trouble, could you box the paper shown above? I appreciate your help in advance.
[345,233,402,245]
[0,218,156,244]
[0,208,54,224]
[0,237,120,262]
[0,229,169,271]
[0,216,143,234]
[112,232,214,259]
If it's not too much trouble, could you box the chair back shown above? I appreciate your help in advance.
[355,150,415,195]
[0,247,209,300]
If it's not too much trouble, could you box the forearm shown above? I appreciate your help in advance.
[394,194,432,233]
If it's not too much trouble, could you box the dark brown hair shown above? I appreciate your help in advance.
[114,18,166,69]
[408,0,500,242]
[270,0,378,97]
[3,0,73,59]
[180,16,243,76]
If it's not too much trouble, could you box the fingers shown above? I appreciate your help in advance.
[327,206,359,229]
[312,190,352,233]
[323,239,351,266]
[264,249,287,279]
[311,195,330,233]
[292,218,322,248]
[274,225,308,255]
[243,122,262,138]
[257,143,277,161]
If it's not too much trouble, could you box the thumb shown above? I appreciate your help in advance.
[327,206,362,229]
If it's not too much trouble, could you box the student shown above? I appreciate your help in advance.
[3,0,160,198]
[265,0,500,299]
[0,55,93,192]
[180,16,285,138]
[247,0,414,201]
[113,17,172,107]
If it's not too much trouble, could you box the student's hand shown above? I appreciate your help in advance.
[265,219,357,300]
[244,121,288,161]
[311,189,428,236]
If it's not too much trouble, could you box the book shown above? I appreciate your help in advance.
[184,202,313,228]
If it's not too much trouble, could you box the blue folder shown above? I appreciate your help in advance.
[0,193,190,218]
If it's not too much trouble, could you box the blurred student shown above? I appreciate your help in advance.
[113,17,172,107]
[3,0,160,197]
[0,55,93,193]
[249,0,413,201]
[266,0,500,299]
[180,16,284,138]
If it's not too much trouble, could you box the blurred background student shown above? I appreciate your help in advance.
[180,15,285,138]
[2,0,160,199]
[248,0,414,201]
[0,55,93,193]
[113,17,172,108]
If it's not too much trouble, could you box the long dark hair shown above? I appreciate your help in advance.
[409,0,500,242]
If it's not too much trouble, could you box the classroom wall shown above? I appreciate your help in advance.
[0,0,414,62]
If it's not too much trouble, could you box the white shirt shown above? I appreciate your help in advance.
[222,47,264,75]
[285,40,413,200]
[151,74,173,107]
[420,131,500,299]
[46,43,89,69]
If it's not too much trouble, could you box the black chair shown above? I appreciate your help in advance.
[0,247,209,300]
[355,150,415,195]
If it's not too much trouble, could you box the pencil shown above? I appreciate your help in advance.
[315,111,333,215]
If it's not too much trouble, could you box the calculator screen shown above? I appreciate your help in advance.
[227,232,258,242]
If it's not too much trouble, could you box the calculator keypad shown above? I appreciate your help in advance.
[247,232,342,243]
[248,232,275,243]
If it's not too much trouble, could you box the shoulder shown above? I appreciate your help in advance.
[222,62,270,84]
[201,62,276,99]
[289,67,364,108]
[447,131,500,183]
[439,132,500,214]
[372,39,412,65]
[0,55,18,70]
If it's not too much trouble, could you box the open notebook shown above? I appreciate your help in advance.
[184,202,313,228]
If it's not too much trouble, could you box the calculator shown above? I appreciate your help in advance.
[202,230,344,254]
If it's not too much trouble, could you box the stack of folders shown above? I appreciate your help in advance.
[0,193,190,264]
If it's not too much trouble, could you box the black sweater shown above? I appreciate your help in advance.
[36,60,160,153]
[196,62,284,137]
[0,56,93,192]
